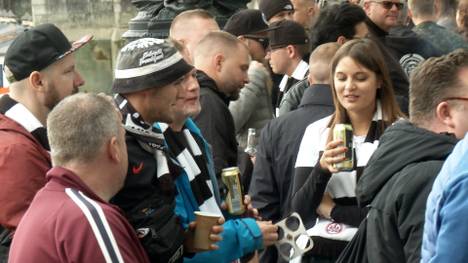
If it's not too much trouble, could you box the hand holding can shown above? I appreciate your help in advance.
[222,167,245,215]
[332,124,354,171]
[319,124,353,173]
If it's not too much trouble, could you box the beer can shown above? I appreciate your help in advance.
[221,167,245,215]
[332,124,354,171]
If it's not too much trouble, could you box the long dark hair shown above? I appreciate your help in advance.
[327,38,403,140]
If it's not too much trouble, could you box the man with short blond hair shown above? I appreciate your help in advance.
[193,31,250,180]
[291,0,318,29]
[169,9,220,60]
[8,93,150,263]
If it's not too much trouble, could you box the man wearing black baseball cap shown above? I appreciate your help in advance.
[266,20,310,116]
[0,23,91,259]
[224,9,275,151]
[110,38,223,263]
[259,0,295,24]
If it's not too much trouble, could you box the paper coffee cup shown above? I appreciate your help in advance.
[194,211,222,250]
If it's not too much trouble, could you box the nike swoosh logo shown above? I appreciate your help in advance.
[132,162,144,174]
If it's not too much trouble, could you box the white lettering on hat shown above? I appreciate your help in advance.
[284,4,293,10]
[121,38,164,53]
[115,52,183,79]
[139,49,164,67]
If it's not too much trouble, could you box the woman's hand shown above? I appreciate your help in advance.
[319,139,348,173]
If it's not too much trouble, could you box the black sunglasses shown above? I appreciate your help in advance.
[243,35,270,49]
[370,1,404,10]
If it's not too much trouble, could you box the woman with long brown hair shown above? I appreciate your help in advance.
[290,38,404,262]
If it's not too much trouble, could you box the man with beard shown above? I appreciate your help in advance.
[0,23,90,260]
[193,31,250,185]
[224,9,275,150]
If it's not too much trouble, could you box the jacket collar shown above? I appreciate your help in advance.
[299,84,333,108]
[0,95,50,150]
[279,60,309,90]
[46,166,106,204]
[196,70,230,105]
[366,18,388,38]
[414,20,438,30]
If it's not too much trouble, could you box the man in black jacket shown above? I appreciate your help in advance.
[192,31,250,183]
[362,0,442,77]
[250,43,339,263]
[354,49,468,263]
[111,38,223,263]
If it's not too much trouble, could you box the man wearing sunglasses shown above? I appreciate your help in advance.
[362,0,442,107]
[363,0,405,33]
[224,9,275,151]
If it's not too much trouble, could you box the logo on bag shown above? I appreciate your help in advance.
[326,222,343,234]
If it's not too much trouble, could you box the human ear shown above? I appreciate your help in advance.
[287,45,296,58]
[363,2,371,15]
[336,36,347,45]
[29,71,46,93]
[435,101,455,129]
[108,136,121,163]
[214,53,225,72]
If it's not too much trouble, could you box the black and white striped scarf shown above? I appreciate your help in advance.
[160,122,221,215]
[0,94,50,150]
[114,94,181,193]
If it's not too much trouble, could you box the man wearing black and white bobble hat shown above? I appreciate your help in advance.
[110,38,223,263]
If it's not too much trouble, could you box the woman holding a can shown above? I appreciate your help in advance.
[289,38,404,262]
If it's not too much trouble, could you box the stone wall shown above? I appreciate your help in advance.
[0,0,31,18]
[28,0,137,93]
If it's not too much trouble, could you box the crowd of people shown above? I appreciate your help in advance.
[0,0,467,262]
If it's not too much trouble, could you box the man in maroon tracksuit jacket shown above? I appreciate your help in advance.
[8,94,149,263]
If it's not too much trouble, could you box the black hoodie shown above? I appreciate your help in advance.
[356,120,458,263]
[193,70,238,180]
